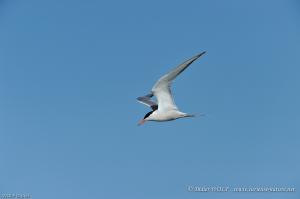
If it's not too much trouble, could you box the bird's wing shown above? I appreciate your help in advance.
[137,93,158,111]
[151,52,206,112]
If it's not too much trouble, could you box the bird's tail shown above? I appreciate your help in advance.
[184,114,195,118]
[185,113,205,117]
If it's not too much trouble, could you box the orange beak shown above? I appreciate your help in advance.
[138,119,146,126]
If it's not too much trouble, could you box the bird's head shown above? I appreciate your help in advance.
[138,110,154,125]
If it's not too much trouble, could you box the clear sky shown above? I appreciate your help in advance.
[1,0,300,199]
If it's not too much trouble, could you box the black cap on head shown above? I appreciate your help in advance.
[143,111,153,119]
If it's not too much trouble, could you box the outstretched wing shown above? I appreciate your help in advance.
[152,52,206,112]
[137,93,158,111]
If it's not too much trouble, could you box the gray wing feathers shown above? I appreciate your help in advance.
[137,52,206,112]
[151,52,206,111]
[137,93,158,110]
[153,51,206,89]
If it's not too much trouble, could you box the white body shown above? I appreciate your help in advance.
[146,110,191,122]
[137,52,205,124]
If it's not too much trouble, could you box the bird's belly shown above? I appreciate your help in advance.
[152,111,182,121]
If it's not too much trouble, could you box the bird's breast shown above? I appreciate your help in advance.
[150,110,182,121]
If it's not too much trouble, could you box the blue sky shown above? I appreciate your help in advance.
[1,0,300,198]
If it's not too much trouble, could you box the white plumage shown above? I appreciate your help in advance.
[137,51,206,125]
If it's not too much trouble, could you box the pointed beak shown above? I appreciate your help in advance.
[138,119,146,126]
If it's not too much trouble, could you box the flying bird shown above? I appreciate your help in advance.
[137,51,206,125]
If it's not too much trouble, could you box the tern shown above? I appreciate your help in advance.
[137,51,206,125]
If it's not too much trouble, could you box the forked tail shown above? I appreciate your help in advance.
[184,113,205,118]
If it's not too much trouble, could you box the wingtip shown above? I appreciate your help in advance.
[192,51,206,60]
[198,51,206,57]
[137,94,153,101]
